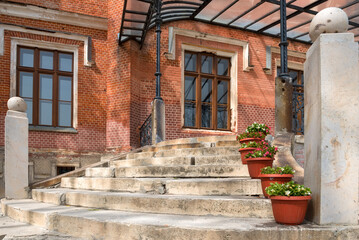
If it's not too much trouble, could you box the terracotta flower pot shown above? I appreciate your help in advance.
[258,174,293,198]
[239,138,263,144]
[238,147,256,164]
[246,157,273,179]
[270,195,311,225]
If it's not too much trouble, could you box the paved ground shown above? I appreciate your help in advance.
[0,209,83,240]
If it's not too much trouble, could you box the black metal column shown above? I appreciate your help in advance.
[154,0,162,100]
[279,0,289,78]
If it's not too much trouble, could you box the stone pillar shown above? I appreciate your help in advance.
[151,98,165,144]
[304,33,359,224]
[5,97,29,199]
[275,76,293,134]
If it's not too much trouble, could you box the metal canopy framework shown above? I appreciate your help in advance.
[119,0,359,46]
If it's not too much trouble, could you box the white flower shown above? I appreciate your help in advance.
[285,190,291,196]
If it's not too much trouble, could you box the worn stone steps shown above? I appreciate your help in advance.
[113,165,248,178]
[111,156,194,167]
[111,154,243,168]
[3,199,358,240]
[155,135,237,146]
[215,140,239,147]
[126,146,239,160]
[60,177,261,196]
[31,188,272,218]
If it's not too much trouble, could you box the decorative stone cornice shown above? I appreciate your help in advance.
[0,2,108,31]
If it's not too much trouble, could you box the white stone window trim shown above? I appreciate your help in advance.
[0,24,92,66]
[167,27,251,71]
[10,37,79,129]
[275,59,304,76]
[181,44,238,133]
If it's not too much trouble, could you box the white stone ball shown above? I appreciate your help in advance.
[309,7,349,42]
[7,97,27,112]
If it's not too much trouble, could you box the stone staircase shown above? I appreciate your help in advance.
[2,135,358,239]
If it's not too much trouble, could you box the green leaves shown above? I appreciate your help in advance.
[237,122,271,141]
[265,181,312,196]
[244,140,278,159]
[260,165,295,175]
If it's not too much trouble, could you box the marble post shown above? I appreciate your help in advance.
[151,98,165,144]
[5,97,29,199]
[304,33,359,224]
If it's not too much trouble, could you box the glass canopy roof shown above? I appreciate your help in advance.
[119,0,359,46]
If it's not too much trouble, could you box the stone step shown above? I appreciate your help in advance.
[3,199,357,240]
[112,154,244,167]
[111,156,194,167]
[114,165,248,178]
[32,188,272,218]
[154,146,239,158]
[61,177,166,194]
[140,142,206,153]
[194,154,242,165]
[216,140,239,147]
[165,178,261,196]
[61,177,261,196]
[155,135,237,146]
[85,167,115,178]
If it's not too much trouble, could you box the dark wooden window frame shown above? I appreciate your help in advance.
[184,51,231,131]
[16,46,74,127]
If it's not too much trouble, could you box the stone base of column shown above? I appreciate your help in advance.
[304,33,359,225]
[5,110,29,199]
[275,76,293,134]
[152,98,165,145]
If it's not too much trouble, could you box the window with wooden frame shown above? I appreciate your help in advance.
[16,46,73,127]
[184,51,231,130]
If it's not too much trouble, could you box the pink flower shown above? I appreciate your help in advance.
[265,151,269,155]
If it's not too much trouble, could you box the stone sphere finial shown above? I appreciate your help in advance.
[309,7,349,42]
[7,97,27,112]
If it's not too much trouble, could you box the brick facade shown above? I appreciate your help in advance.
[0,1,310,181]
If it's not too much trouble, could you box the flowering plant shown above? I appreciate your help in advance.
[245,140,278,159]
[237,131,265,141]
[240,141,261,149]
[265,181,311,196]
[260,165,295,175]
[246,122,270,135]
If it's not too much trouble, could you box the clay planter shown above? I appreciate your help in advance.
[270,195,311,225]
[258,174,293,198]
[246,157,273,179]
[238,148,256,164]
[239,138,263,144]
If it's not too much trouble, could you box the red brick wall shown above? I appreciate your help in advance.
[0,15,108,152]
[9,0,108,18]
[0,1,310,153]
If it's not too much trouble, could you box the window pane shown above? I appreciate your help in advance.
[201,55,213,74]
[201,78,212,103]
[184,102,196,127]
[217,58,229,76]
[40,51,54,70]
[185,53,196,72]
[20,48,34,67]
[59,76,72,101]
[217,106,228,129]
[40,74,53,100]
[217,80,228,104]
[39,100,52,125]
[184,76,196,101]
[24,99,33,124]
[59,53,73,72]
[59,102,71,127]
[201,104,211,128]
[19,72,33,98]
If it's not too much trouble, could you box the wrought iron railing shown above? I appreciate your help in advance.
[140,114,152,147]
[292,84,304,134]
